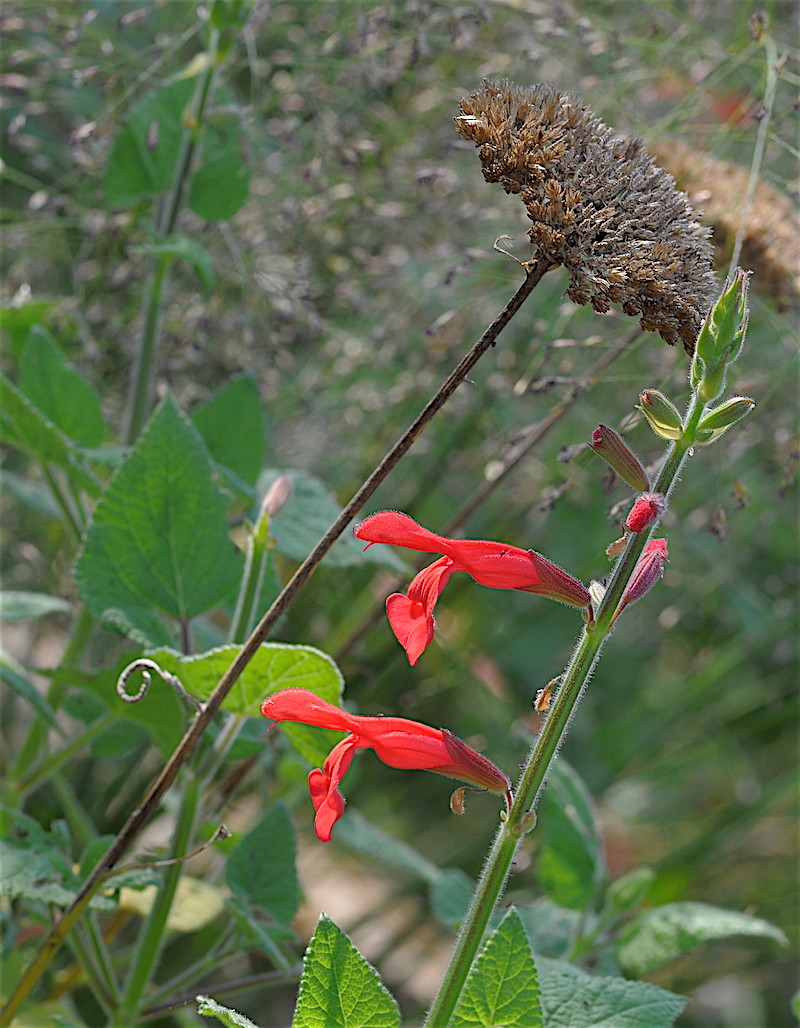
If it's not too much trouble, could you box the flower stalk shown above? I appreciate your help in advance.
[423,442,689,1027]
[425,269,753,1022]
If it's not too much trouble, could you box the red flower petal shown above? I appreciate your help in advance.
[384,556,453,664]
[261,688,361,734]
[355,510,452,554]
[307,736,357,842]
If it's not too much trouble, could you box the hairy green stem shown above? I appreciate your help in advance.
[0,261,551,1028]
[124,257,170,445]
[424,399,701,1027]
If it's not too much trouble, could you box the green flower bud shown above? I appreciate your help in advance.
[697,397,756,432]
[694,396,756,444]
[637,389,683,441]
[692,269,750,401]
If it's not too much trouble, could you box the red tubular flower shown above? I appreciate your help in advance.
[354,511,591,664]
[261,688,512,842]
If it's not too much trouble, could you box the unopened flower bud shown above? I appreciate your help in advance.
[692,269,750,402]
[625,492,666,534]
[261,474,294,518]
[695,396,755,443]
[590,425,650,491]
[638,390,683,441]
[611,539,668,625]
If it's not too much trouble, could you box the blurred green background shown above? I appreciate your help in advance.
[2,1,797,1025]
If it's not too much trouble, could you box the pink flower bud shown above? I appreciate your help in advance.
[625,492,666,534]
[261,474,294,518]
[589,425,650,491]
[611,539,668,625]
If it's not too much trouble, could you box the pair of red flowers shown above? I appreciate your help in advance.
[262,511,667,841]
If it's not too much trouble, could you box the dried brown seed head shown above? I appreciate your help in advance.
[455,81,717,352]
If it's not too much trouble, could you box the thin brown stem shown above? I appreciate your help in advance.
[0,258,552,1028]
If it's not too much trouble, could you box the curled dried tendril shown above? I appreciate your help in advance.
[116,658,202,711]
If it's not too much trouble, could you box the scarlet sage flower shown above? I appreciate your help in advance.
[261,688,512,842]
[354,511,591,664]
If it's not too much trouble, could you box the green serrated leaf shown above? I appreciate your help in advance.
[0,591,71,622]
[74,396,244,645]
[259,471,406,570]
[293,915,400,1028]
[537,758,602,910]
[617,901,788,976]
[148,642,343,726]
[105,78,195,207]
[130,235,214,296]
[191,375,266,487]
[539,969,687,1028]
[452,908,542,1027]
[0,375,101,498]
[19,325,106,445]
[226,804,299,924]
[197,994,260,1028]
[0,839,116,911]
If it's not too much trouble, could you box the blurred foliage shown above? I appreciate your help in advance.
[1,1,797,1026]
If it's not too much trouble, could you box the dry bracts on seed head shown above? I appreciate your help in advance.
[455,81,717,353]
